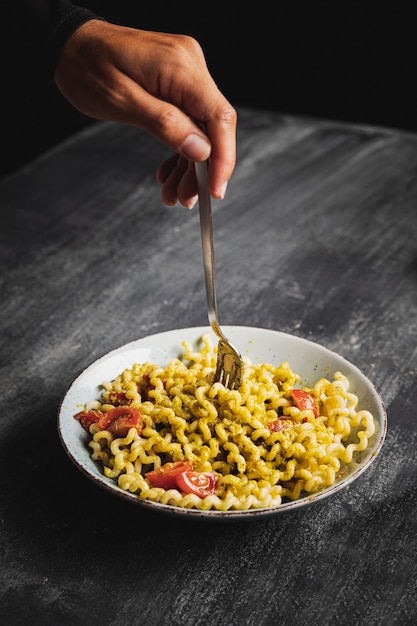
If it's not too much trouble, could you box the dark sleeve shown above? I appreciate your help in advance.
[7,1,106,70]
[41,1,106,62]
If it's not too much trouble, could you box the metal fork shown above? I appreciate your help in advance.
[195,160,244,390]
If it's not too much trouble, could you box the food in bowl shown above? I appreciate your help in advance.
[72,333,377,511]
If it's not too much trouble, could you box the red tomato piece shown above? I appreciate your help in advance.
[146,461,193,489]
[98,406,143,436]
[74,410,103,431]
[138,373,154,401]
[107,391,129,406]
[176,471,218,497]
[268,418,293,432]
[291,389,319,418]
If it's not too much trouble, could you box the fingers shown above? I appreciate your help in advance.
[147,75,236,200]
[156,156,198,209]
[205,110,237,199]
[141,93,235,205]
[55,20,237,208]
[97,25,237,204]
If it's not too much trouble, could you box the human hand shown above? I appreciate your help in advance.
[54,20,237,208]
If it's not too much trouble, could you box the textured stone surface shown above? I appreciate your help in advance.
[1,108,416,625]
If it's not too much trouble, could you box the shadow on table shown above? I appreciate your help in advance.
[0,398,296,543]
[1,393,415,625]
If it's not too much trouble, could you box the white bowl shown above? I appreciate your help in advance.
[58,326,387,521]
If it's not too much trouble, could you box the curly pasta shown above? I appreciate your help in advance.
[76,333,377,511]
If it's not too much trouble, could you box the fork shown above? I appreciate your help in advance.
[195,160,244,390]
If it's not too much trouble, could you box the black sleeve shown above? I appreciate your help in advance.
[38,1,106,61]
[6,1,106,70]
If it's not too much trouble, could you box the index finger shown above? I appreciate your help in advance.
[204,105,237,199]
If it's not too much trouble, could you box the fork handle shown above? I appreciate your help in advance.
[195,160,223,340]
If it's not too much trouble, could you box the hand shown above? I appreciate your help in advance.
[54,20,237,208]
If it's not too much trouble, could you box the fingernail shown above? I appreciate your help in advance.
[213,181,228,200]
[181,134,211,161]
[184,195,198,210]
[219,181,228,199]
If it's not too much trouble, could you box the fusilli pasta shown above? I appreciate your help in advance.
[74,333,377,511]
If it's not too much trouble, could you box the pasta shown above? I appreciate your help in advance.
[74,333,377,511]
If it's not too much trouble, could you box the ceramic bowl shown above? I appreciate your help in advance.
[58,326,387,521]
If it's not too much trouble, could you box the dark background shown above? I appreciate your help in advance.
[2,1,416,179]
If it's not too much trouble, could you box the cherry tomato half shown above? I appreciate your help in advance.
[146,461,193,489]
[267,418,293,432]
[74,409,102,431]
[291,389,319,418]
[176,471,218,497]
[99,406,143,436]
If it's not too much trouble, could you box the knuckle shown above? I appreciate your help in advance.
[175,33,202,54]
[218,104,238,127]
[164,33,203,65]
[153,107,183,136]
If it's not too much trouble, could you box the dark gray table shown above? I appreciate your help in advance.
[1,108,416,625]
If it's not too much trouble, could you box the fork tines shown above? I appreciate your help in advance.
[215,339,243,390]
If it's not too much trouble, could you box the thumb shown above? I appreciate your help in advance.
[122,86,212,162]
